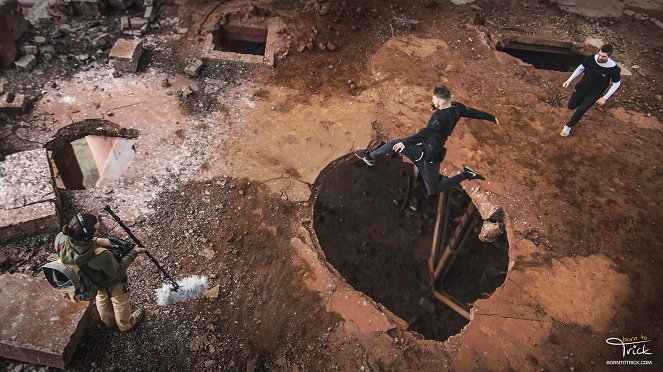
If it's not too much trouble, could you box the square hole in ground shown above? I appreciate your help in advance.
[212,25,267,56]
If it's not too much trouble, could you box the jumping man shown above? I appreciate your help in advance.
[355,86,499,196]
[560,43,621,137]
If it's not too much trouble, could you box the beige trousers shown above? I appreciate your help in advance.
[96,281,138,331]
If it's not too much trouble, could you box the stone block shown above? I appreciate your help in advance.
[0,92,27,112]
[184,58,203,77]
[479,221,504,242]
[109,38,142,72]
[120,16,130,30]
[19,45,37,55]
[14,55,36,71]
[0,274,92,368]
[70,0,106,17]
[0,149,59,242]
[144,6,154,21]
[130,17,148,30]
[107,0,132,10]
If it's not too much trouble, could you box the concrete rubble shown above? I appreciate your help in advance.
[0,149,59,242]
[0,274,92,368]
[109,38,143,72]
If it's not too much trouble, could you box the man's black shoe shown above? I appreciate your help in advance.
[463,166,485,181]
[355,150,375,167]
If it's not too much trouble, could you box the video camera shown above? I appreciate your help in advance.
[107,235,136,260]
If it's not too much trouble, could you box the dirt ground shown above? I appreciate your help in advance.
[2,0,663,370]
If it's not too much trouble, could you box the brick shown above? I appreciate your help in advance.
[130,17,148,30]
[144,6,154,21]
[0,92,26,112]
[14,54,36,71]
[34,36,46,44]
[184,58,203,77]
[91,33,112,47]
[19,45,37,55]
[109,38,142,72]
[0,274,92,368]
[0,149,59,242]
[120,16,130,30]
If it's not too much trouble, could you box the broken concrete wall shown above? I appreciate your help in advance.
[0,0,28,69]
[0,149,60,242]
[0,274,92,368]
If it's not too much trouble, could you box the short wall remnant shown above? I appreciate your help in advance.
[0,149,60,242]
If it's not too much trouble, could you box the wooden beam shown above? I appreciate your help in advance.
[432,201,475,281]
[428,192,447,274]
[441,216,481,280]
[432,290,471,320]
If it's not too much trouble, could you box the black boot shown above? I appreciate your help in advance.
[463,166,485,181]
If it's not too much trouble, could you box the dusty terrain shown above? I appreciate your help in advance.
[2,0,663,371]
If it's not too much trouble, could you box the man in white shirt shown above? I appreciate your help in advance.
[560,43,621,137]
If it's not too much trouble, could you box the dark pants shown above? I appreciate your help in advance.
[566,90,601,128]
[369,139,466,196]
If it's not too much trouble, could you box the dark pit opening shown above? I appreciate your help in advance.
[50,135,136,190]
[497,41,585,72]
[212,25,267,56]
[313,155,509,341]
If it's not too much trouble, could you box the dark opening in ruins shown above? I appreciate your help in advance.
[212,25,267,55]
[50,136,136,190]
[313,155,509,341]
[496,41,585,72]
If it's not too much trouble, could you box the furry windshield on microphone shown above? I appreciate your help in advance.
[155,275,209,306]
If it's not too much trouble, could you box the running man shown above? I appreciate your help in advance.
[355,86,499,196]
[560,43,621,137]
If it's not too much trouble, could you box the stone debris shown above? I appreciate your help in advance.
[0,92,27,112]
[144,6,155,21]
[130,17,148,30]
[109,38,143,73]
[34,36,46,44]
[184,58,203,77]
[19,45,37,55]
[120,16,130,30]
[14,55,36,72]
[623,9,636,17]
[479,221,504,242]
[203,285,220,299]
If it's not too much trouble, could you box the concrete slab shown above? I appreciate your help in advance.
[109,38,143,72]
[0,149,59,242]
[0,274,92,368]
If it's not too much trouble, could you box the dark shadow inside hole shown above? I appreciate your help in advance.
[313,156,508,341]
[497,42,585,72]
[213,26,267,56]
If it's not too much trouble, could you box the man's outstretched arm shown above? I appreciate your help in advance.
[459,103,498,123]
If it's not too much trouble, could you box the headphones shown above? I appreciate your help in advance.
[75,213,94,242]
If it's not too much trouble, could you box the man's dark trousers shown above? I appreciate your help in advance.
[566,90,602,128]
[369,139,465,196]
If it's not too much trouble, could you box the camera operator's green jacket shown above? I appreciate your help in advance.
[55,232,139,289]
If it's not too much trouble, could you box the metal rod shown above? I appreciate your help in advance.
[432,201,476,281]
[102,205,180,290]
[432,289,471,320]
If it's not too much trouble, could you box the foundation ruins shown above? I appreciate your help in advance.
[0,0,662,370]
